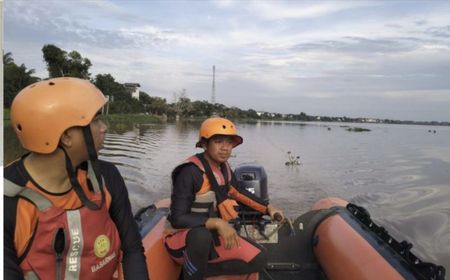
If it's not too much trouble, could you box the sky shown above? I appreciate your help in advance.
[4,0,450,122]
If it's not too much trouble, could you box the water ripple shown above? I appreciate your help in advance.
[94,121,450,272]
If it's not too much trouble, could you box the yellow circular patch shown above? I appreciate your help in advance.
[94,235,110,258]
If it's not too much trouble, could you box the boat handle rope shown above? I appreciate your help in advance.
[261,217,295,240]
[346,203,446,280]
[238,214,295,241]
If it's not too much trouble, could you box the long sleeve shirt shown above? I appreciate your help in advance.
[168,163,268,229]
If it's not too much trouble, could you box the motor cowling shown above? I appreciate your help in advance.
[234,163,269,204]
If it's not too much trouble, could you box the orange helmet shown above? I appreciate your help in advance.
[11,77,107,154]
[196,117,243,148]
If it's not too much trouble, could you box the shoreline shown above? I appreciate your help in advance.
[3,108,449,127]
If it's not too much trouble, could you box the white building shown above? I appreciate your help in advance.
[124,83,141,99]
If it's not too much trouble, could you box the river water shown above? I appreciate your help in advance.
[4,120,450,274]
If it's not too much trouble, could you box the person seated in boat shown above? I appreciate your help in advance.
[165,117,284,279]
[4,78,149,280]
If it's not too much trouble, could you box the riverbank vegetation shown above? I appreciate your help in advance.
[4,45,449,126]
[285,151,301,166]
[347,127,371,132]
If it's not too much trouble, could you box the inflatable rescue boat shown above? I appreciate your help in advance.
[133,164,446,280]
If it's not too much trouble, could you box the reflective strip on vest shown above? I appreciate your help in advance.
[191,191,216,213]
[4,179,24,197]
[65,210,84,280]
[19,188,53,211]
[87,161,103,193]
[181,155,231,216]
[4,178,52,212]
[24,271,40,280]
[173,155,236,218]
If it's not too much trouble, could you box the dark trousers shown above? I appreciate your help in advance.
[167,227,267,280]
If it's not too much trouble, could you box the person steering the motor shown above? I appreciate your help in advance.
[165,117,284,280]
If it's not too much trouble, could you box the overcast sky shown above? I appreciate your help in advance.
[4,0,450,122]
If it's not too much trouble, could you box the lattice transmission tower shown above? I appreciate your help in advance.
[211,65,216,104]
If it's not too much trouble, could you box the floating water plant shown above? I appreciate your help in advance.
[285,151,301,166]
[347,127,371,132]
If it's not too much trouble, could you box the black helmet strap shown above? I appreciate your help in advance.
[61,146,102,210]
[57,124,106,210]
[81,125,103,187]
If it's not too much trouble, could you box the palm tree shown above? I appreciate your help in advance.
[4,55,41,108]
[3,51,14,65]
[19,64,37,77]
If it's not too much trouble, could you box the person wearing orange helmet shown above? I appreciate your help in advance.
[165,117,284,279]
[4,78,149,280]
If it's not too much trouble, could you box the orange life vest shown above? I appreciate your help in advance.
[174,153,240,221]
[4,162,122,280]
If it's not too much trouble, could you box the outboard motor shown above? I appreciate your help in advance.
[234,163,269,204]
[234,164,280,246]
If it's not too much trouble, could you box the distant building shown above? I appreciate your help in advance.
[360,118,378,123]
[255,111,277,118]
[124,83,141,99]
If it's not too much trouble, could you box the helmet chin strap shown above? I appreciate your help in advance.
[81,125,106,209]
[59,125,105,210]
[81,126,104,187]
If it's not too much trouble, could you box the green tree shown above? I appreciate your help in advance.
[66,51,92,78]
[42,44,67,77]
[222,106,241,119]
[165,104,177,119]
[94,74,131,102]
[212,103,226,116]
[173,89,192,117]
[93,74,143,113]
[4,52,14,64]
[140,92,168,115]
[4,52,40,108]
[246,109,260,119]
[42,44,91,79]
[109,99,143,114]
[191,100,214,117]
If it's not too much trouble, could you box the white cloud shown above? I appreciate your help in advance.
[246,1,378,20]
[381,90,450,102]
[118,25,222,47]
[213,0,237,9]
[4,0,450,121]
